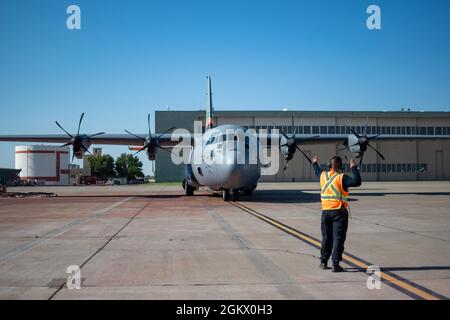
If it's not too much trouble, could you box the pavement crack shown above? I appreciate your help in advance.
[208,208,314,299]
[47,194,158,300]
[0,197,133,265]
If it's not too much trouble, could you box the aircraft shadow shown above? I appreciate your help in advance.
[55,194,185,199]
[38,190,450,202]
[242,190,359,204]
[351,192,450,197]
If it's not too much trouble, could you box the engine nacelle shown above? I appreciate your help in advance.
[73,149,85,159]
[342,129,384,164]
[280,135,295,160]
[72,139,91,159]
[347,134,367,156]
[146,147,157,160]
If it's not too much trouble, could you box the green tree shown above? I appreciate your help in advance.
[87,154,115,179]
[115,153,144,181]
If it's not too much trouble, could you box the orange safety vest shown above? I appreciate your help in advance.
[320,170,349,210]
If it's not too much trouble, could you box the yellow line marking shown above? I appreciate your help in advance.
[231,202,441,300]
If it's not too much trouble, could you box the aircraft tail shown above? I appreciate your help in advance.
[206,76,214,130]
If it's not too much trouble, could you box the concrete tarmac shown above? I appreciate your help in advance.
[0,182,449,299]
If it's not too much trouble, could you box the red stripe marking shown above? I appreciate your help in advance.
[15,150,69,154]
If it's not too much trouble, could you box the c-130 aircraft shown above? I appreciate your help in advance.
[1,76,449,201]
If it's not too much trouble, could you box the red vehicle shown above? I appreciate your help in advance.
[80,176,99,185]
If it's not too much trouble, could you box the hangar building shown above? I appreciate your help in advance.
[155,110,450,182]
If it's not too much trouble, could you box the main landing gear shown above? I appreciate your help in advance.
[222,189,230,201]
[222,189,241,201]
[185,184,194,196]
[182,179,195,196]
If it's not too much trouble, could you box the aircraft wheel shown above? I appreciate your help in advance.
[223,189,230,201]
[243,189,253,196]
[185,184,194,196]
[232,190,240,201]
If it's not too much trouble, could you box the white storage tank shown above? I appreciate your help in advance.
[15,145,70,185]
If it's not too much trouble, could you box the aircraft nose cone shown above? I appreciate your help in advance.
[222,163,260,190]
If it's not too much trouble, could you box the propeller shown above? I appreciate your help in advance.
[55,113,104,161]
[347,123,385,166]
[124,113,176,158]
[278,124,317,171]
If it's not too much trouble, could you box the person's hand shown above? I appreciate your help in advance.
[350,158,358,168]
[312,155,319,164]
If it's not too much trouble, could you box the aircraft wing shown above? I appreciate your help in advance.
[2,133,449,146]
[0,133,193,147]
[291,134,450,144]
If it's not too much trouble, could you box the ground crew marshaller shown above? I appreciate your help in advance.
[312,156,361,272]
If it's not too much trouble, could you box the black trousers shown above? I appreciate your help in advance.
[320,208,348,263]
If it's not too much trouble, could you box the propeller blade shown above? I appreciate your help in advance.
[71,152,75,162]
[81,145,92,155]
[339,140,349,151]
[359,153,365,167]
[157,126,176,140]
[295,145,312,164]
[88,132,105,138]
[55,121,73,138]
[350,129,360,138]
[367,134,379,140]
[124,129,146,141]
[367,143,385,160]
[148,113,152,139]
[283,160,290,172]
[77,113,85,136]
[133,146,146,156]
[60,142,72,148]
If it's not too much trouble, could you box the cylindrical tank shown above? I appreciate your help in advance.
[15,145,70,185]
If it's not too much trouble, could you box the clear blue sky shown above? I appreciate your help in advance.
[1,0,450,174]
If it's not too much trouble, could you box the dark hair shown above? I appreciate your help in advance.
[329,156,343,171]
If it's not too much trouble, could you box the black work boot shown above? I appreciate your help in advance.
[319,260,328,270]
[332,262,344,272]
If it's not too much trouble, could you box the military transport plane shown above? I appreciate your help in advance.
[1,76,449,201]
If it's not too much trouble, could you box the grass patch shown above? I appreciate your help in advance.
[149,181,182,186]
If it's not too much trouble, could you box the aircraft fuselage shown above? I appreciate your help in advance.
[187,124,261,192]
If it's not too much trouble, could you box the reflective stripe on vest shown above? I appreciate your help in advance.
[321,172,340,195]
[320,171,348,210]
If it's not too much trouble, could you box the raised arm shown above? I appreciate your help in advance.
[343,159,362,190]
[312,155,323,178]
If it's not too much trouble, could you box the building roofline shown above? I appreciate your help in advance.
[156,110,450,118]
